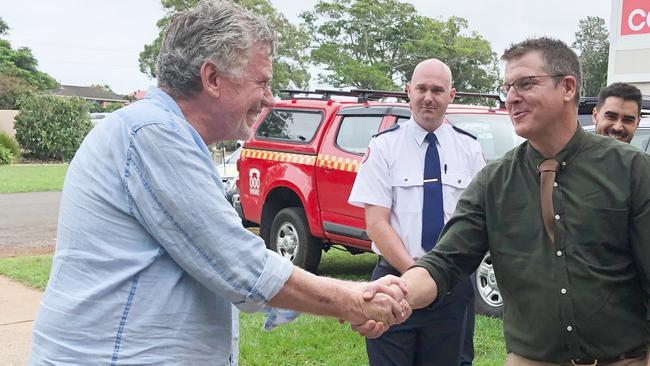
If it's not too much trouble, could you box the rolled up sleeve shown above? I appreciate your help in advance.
[124,123,293,312]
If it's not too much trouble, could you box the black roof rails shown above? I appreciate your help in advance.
[279,88,366,100]
[454,92,504,109]
[314,89,365,100]
[278,89,322,99]
[279,88,505,107]
[579,96,650,116]
[349,89,409,102]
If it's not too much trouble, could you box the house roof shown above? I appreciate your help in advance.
[54,85,128,103]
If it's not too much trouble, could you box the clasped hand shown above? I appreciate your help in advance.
[341,275,412,338]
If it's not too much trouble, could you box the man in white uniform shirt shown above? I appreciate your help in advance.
[349,59,485,365]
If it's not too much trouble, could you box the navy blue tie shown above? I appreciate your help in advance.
[422,133,444,251]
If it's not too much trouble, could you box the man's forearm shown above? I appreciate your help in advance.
[268,266,406,326]
[367,219,414,274]
[269,267,357,318]
[401,266,438,309]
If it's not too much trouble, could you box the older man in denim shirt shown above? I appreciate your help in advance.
[28,1,410,365]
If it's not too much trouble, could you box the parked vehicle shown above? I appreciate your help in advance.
[232,89,516,316]
[90,112,109,126]
[216,146,242,204]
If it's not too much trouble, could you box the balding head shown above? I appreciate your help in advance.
[406,58,455,131]
[410,59,453,89]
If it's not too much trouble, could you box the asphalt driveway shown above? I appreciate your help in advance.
[0,191,60,257]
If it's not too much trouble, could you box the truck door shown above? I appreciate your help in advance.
[314,107,398,250]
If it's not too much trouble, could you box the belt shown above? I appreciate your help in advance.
[377,256,419,268]
[565,344,647,365]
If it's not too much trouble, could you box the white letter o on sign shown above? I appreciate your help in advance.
[628,8,648,32]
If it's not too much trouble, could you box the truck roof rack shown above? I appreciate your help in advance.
[454,92,504,109]
[280,88,505,107]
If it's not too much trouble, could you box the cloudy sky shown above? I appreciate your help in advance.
[3,0,612,95]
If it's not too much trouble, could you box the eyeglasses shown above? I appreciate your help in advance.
[498,74,565,99]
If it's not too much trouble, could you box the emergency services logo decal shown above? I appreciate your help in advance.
[249,168,261,196]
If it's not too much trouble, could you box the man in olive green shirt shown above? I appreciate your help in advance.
[379,38,650,365]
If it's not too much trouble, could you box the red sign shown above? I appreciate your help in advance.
[621,0,650,35]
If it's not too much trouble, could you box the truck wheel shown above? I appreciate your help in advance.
[472,251,504,317]
[269,207,322,273]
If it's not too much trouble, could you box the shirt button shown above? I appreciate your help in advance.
[556,251,563,257]
[561,162,567,167]
[554,214,561,220]
[561,288,567,294]
[553,182,558,187]
[566,325,573,332]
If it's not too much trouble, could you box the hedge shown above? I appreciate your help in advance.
[14,94,92,161]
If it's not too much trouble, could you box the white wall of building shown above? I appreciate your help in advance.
[608,0,650,94]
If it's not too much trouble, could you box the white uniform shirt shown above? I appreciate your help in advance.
[349,118,486,259]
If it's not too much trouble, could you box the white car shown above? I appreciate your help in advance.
[216,146,242,199]
[90,112,109,126]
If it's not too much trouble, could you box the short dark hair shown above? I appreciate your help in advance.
[596,82,642,117]
[501,37,582,106]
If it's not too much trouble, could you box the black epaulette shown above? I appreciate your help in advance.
[372,123,400,138]
[452,125,477,140]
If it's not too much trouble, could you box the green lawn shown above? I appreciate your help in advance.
[0,254,52,289]
[0,164,68,193]
[0,250,506,365]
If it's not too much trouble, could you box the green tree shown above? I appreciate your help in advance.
[0,18,8,36]
[302,0,499,94]
[139,0,310,92]
[572,16,609,97]
[0,74,34,109]
[0,17,57,108]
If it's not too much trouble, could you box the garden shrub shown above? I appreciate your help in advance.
[14,94,92,161]
[0,131,21,161]
[0,145,13,165]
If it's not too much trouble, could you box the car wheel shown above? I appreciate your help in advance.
[472,251,503,317]
[269,207,322,273]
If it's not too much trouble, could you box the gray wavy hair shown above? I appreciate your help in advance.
[156,0,276,98]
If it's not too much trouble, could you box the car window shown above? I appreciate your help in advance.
[445,114,525,162]
[396,116,410,125]
[631,128,650,152]
[255,109,323,143]
[336,115,383,154]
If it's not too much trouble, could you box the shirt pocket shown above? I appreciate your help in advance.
[390,175,422,213]
[441,172,472,214]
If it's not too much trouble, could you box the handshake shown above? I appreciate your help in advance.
[340,274,412,338]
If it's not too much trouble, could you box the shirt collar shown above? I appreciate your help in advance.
[407,118,449,147]
[145,86,185,120]
[526,121,587,169]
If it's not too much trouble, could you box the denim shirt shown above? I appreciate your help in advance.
[29,87,294,365]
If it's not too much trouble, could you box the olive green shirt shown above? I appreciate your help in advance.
[416,125,650,362]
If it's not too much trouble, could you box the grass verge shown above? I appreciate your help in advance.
[0,250,505,364]
[0,164,68,193]
[0,255,52,290]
